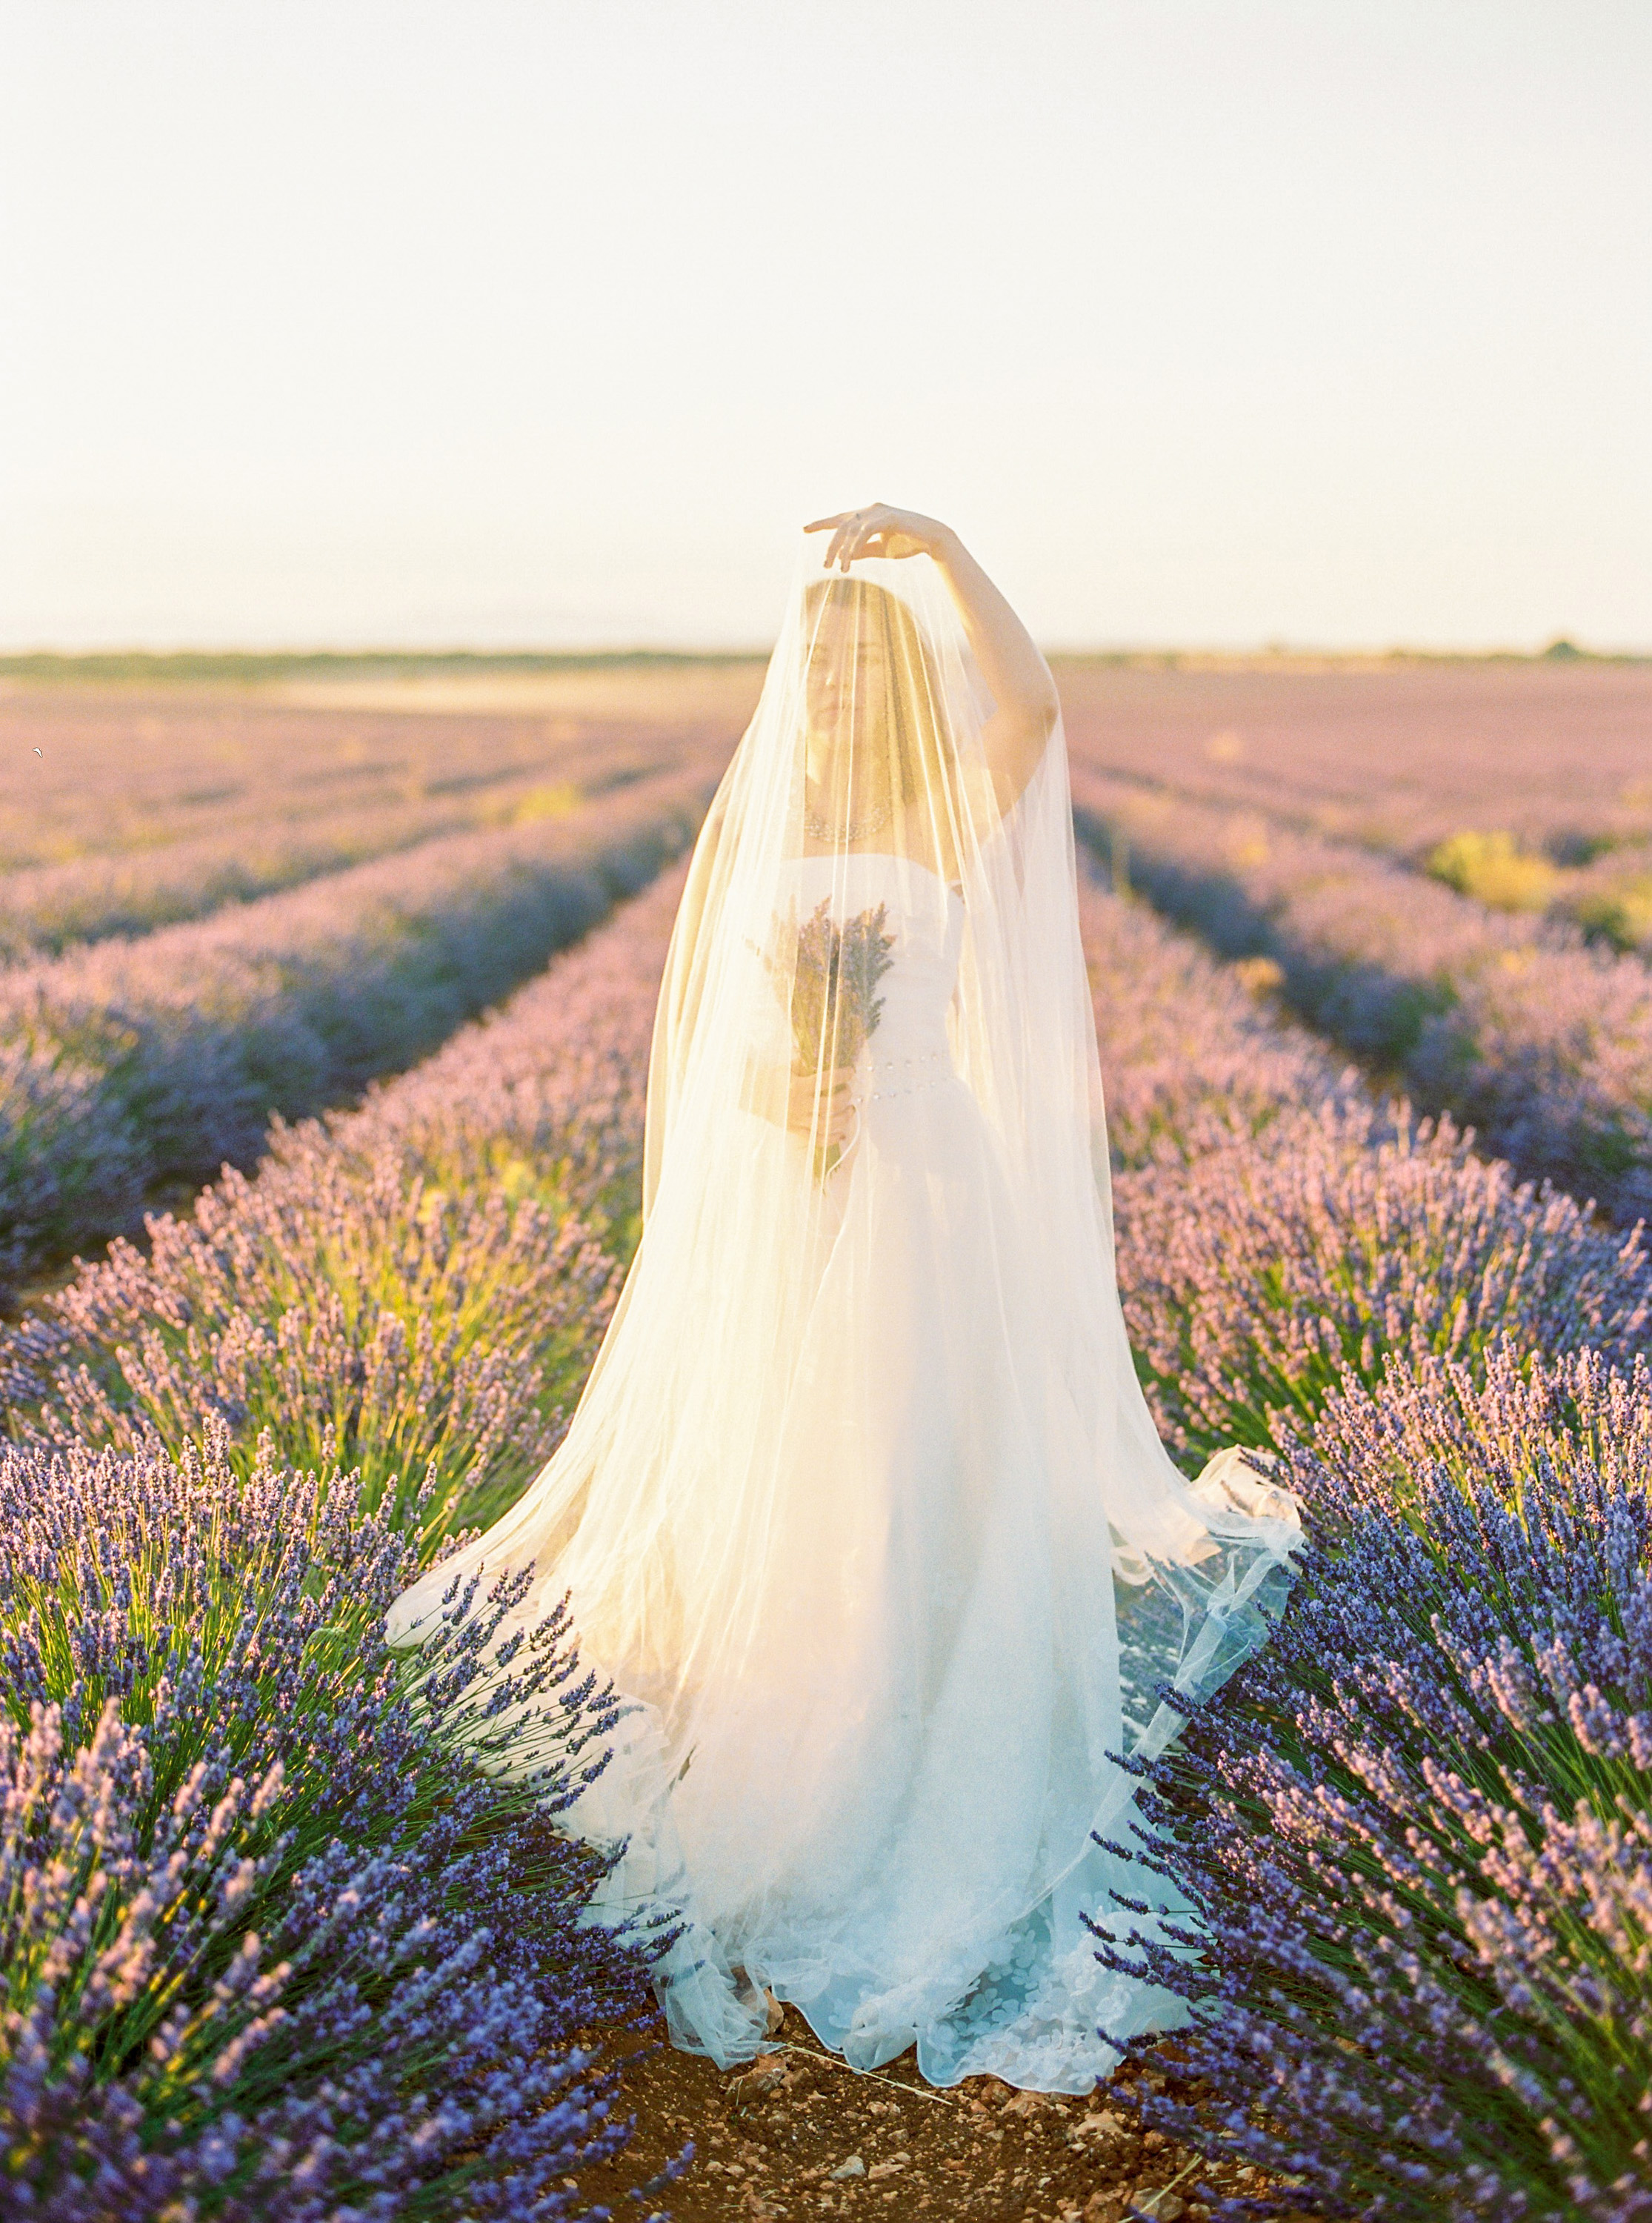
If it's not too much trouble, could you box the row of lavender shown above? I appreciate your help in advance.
[0,874,686,2219]
[1086,877,1652,2219]
[0,757,610,960]
[0,766,714,1303]
[1070,763,1652,1228]
[4,848,1647,2213]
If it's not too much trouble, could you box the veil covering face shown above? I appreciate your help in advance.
[388,547,1299,2093]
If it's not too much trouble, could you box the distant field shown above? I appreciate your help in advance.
[1053,655,1652,855]
[1059,653,1652,969]
[0,656,765,877]
[0,645,767,687]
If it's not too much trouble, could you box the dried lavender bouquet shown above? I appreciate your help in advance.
[756,897,896,1179]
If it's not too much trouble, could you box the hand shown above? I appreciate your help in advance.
[803,505,953,573]
[786,1065,856,1147]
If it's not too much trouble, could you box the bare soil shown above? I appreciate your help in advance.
[579,2004,1313,2223]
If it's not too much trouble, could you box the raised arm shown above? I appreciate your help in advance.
[805,505,1060,807]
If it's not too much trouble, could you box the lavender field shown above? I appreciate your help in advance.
[1068,762,1652,1225]
[1056,655,1652,858]
[0,665,762,1300]
[1,666,1649,2219]
[1062,655,1652,956]
[0,659,757,880]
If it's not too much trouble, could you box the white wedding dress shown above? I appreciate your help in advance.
[388,553,1299,2093]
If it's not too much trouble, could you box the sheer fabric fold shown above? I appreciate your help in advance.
[388,545,1299,2091]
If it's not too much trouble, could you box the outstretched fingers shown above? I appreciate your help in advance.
[804,507,884,571]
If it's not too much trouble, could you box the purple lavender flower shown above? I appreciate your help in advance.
[1073,867,1652,2215]
[0,726,718,963]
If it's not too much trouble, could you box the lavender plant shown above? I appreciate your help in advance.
[0,871,685,2210]
[1561,843,1652,957]
[0,1420,665,2219]
[1076,868,1652,1458]
[1096,1346,1652,2221]
[0,766,711,1300]
[7,1143,619,1536]
[1073,871,1652,2213]
[0,1040,140,1296]
[755,898,896,1181]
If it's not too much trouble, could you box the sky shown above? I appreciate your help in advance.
[1,1,1648,652]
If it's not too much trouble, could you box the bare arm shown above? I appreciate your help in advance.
[804,505,1060,806]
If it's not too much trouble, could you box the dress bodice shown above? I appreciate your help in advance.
[776,852,966,1094]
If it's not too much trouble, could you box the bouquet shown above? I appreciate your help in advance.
[755,898,896,1180]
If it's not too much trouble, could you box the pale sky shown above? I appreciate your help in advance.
[2,1,1648,651]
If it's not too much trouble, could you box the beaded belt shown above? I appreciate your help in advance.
[865,1049,952,1102]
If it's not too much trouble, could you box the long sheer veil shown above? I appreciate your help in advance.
[388,543,1299,2087]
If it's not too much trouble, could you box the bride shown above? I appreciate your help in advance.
[388,505,1299,2093]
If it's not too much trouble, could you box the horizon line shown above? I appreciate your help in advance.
[1,634,1646,677]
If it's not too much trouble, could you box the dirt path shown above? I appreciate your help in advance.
[579,2004,1310,2223]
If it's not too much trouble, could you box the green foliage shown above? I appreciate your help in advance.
[0,647,763,687]
[1426,828,1559,912]
[1573,876,1652,954]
